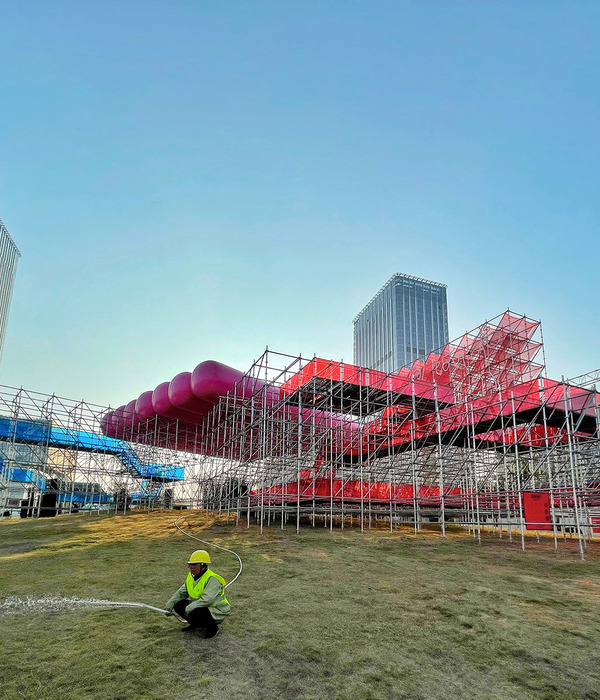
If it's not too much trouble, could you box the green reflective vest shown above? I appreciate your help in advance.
[186,568,229,606]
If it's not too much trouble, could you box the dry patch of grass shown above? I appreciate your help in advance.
[0,510,223,561]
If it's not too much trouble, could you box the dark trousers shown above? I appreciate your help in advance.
[173,599,219,636]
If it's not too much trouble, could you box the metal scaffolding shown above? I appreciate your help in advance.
[187,312,600,559]
[0,388,195,517]
[1,311,598,558]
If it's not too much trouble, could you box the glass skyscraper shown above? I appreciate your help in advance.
[0,219,21,364]
[353,273,449,374]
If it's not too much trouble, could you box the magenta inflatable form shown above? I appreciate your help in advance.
[101,360,253,437]
[100,359,357,458]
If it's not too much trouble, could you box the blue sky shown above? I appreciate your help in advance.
[0,1,598,408]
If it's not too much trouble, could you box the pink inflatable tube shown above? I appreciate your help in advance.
[125,400,138,429]
[101,396,143,438]
[111,405,127,435]
[101,360,280,439]
[152,381,205,423]
[168,372,213,417]
[100,360,359,453]
[135,390,159,421]
[191,360,280,406]
[103,401,148,438]
[100,411,116,437]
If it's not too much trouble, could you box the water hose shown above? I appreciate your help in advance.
[174,514,243,588]
[83,600,186,622]
[86,513,245,618]
[1,514,243,621]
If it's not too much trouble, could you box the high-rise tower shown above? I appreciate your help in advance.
[0,219,21,364]
[353,273,449,373]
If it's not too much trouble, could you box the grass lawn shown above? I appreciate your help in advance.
[1,511,600,700]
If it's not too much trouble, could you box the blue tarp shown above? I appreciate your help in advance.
[0,416,183,482]
[60,492,111,504]
[0,417,52,443]
[48,427,127,453]
[0,466,46,490]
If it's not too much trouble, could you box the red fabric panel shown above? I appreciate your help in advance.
[523,491,553,530]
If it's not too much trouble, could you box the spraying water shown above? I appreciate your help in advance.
[0,515,243,619]
[0,596,169,616]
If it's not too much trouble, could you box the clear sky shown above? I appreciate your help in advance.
[0,1,598,408]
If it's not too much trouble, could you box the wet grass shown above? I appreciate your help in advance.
[1,512,600,699]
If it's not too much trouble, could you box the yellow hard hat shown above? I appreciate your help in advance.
[188,550,210,564]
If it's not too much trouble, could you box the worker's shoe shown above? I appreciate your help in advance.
[205,627,219,639]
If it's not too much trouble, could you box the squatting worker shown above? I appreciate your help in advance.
[165,550,230,637]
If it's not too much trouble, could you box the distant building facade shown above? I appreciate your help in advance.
[0,219,21,363]
[353,273,449,374]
